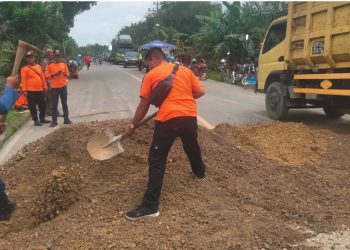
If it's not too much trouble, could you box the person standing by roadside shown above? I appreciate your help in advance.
[45,50,72,127]
[21,51,50,126]
[76,54,82,70]
[84,54,91,70]
[0,75,20,220]
[41,49,54,116]
[123,48,206,220]
[182,49,192,68]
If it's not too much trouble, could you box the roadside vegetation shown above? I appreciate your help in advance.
[0,2,96,76]
[0,110,30,149]
[0,2,96,143]
[119,2,287,70]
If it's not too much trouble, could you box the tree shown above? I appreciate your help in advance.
[78,44,109,57]
[62,2,96,28]
[0,1,95,75]
[64,37,79,59]
[191,1,288,67]
[0,2,95,48]
[118,2,221,47]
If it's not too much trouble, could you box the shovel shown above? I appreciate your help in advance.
[87,112,158,161]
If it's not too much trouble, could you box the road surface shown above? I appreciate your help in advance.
[0,63,344,163]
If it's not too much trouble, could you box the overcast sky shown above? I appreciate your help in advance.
[69,2,154,47]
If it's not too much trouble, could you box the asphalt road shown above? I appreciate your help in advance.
[0,63,346,163]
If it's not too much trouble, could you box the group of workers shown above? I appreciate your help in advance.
[20,49,72,127]
[0,47,207,222]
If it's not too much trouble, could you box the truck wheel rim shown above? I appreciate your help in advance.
[268,91,279,111]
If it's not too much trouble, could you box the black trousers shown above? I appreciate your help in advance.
[142,116,206,210]
[45,84,52,115]
[27,91,46,122]
[0,178,8,209]
[51,86,69,122]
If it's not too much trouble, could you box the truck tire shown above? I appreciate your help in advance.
[323,105,345,119]
[265,82,289,120]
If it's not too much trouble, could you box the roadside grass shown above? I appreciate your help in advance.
[208,70,222,82]
[208,70,242,86]
[0,110,30,148]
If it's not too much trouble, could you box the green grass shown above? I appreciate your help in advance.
[208,70,222,82]
[0,110,31,148]
[208,70,240,85]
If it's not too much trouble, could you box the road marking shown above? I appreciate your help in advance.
[117,67,215,130]
[117,68,144,82]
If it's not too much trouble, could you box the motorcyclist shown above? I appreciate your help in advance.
[76,54,82,70]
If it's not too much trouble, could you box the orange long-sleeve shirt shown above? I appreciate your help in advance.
[45,62,69,88]
[21,64,47,91]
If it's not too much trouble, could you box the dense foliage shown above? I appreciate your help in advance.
[117,1,288,67]
[0,1,95,75]
[78,44,109,58]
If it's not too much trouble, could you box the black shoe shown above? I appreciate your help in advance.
[125,206,159,221]
[191,172,206,180]
[50,122,58,127]
[34,121,42,126]
[0,198,16,221]
[40,119,51,124]
[64,119,72,125]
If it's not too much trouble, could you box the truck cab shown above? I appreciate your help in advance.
[258,2,350,120]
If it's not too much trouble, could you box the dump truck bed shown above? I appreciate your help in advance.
[285,2,350,70]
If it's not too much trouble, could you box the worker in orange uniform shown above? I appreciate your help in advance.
[21,51,50,126]
[45,50,72,127]
[123,48,206,220]
[14,86,28,111]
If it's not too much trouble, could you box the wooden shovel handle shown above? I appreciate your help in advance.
[135,111,158,129]
[116,111,158,143]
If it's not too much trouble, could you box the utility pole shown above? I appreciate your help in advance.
[148,2,160,39]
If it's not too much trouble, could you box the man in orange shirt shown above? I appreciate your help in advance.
[21,51,49,126]
[123,48,206,220]
[45,50,72,127]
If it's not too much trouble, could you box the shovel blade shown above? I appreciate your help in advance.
[87,129,125,160]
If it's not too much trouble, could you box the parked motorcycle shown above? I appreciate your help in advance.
[241,63,257,88]
[232,64,244,83]
[68,60,79,79]
[191,59,208,81]
[218,58,231,82]
[98,58,102,65]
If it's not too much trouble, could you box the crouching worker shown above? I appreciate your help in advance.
[0,75,20,220]
[14,86,28,112]
[21,50,50,126]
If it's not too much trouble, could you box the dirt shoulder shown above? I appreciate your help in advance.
[0,120,349,249]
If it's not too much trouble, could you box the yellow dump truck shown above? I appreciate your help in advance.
[258,2,350,119]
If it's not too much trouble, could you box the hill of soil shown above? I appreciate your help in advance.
[0,119,349,249]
